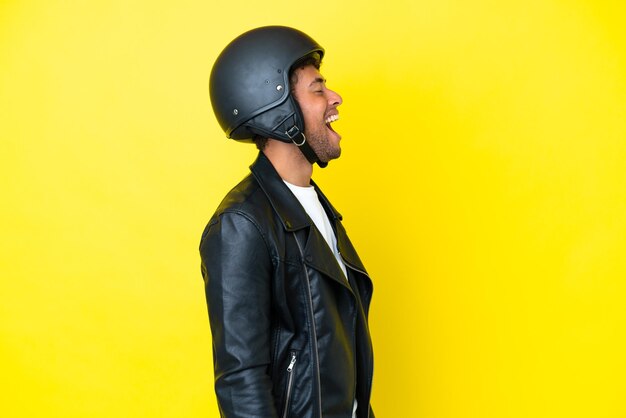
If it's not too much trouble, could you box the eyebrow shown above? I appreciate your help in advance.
[308,77,326,87]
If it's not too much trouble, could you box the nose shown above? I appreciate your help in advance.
[327,88,343,107]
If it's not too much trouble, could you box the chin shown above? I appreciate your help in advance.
[327,149,342,161]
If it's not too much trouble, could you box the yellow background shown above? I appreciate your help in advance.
[1,0,625,417]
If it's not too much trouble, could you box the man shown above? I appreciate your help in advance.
[200,26,374,418]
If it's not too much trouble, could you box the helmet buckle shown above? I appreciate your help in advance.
[285,126,306,146]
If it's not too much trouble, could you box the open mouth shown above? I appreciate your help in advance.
[325,114,339,133]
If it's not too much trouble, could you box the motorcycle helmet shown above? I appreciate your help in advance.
[209,26,327,167]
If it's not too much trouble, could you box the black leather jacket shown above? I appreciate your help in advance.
[200,152,374,418]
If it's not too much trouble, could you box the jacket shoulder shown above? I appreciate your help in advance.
[202,173,277,237]
[215,174,264,215]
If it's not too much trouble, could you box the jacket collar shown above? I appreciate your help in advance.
[249,152,342,232]
[250,152,369,285]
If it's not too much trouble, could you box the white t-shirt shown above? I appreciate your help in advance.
[283,181,357,418]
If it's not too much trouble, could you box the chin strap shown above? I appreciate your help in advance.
[285,125,328,168]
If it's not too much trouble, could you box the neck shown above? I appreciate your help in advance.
[262,139,313,187]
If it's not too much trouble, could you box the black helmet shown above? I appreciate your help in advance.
[209,26,327,166]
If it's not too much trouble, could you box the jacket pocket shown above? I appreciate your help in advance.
[282,351,298,418]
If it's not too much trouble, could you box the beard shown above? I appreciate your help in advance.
[305,124,341,163]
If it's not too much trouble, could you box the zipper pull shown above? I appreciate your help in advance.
[287,354,297,372]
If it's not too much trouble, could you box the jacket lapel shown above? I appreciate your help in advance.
[301,225,351,290]
[311,180,369,276]
[249,153,355,290]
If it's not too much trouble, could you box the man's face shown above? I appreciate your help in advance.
[291,65,343,163]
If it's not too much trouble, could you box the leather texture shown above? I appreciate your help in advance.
[200,152,374,418]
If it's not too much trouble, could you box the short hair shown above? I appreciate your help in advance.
[289,52,322,92]
[252,52,322,151]
[252,135,269,151]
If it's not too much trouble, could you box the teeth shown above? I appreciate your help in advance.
[325,114,339,124]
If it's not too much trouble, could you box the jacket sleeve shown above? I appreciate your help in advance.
[200,211,278,418]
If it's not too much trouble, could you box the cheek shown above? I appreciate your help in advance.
[300,104,322,125]
[295,94,326,123]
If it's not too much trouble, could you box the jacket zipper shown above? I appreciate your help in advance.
[293,233,323,418]
[340,257,370,279]
[282,352,297,418]
[342,257,374,418]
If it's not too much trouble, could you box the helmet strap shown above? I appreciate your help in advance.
[285,126,327,168]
